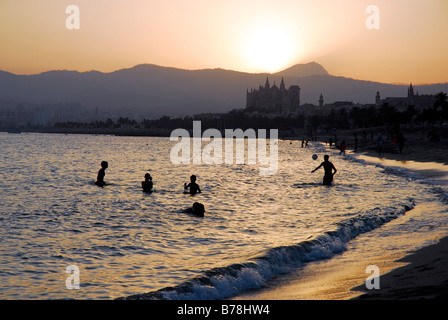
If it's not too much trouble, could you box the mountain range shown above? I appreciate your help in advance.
[0,62,446,118]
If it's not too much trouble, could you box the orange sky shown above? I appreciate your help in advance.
[1,0,447,84]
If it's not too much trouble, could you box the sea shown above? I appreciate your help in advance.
[1,132,448,300]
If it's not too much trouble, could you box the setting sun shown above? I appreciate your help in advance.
[243,23,297,73]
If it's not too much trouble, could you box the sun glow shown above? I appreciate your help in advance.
[243,23,297,73]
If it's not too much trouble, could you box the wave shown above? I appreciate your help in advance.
[119,198,415,300]
[430,186,448,205]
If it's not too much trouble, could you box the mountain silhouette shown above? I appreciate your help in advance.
[0,62,446,118]
[274,62,328,77]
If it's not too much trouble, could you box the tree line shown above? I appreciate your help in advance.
[55,92,447,133]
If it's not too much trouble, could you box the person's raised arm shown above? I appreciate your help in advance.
[311,163,323,173]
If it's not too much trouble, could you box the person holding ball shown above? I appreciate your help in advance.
[311,155,337,186]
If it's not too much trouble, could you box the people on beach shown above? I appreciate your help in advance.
[377,138,383,155]
[184,175,201,195]
[95,161,108,187]
[311,155,337,186]
[142,173,153,193]
[397,133,406,154]
[339,140,347,155]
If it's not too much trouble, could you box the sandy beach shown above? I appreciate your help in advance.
[339,127,448,165]
[353,236,448,300]
[235,132,448,301]
[352,134,448,300]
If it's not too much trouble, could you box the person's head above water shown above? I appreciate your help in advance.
[101,161,108,169]
[145,173,151,180]
[190,175,197,182]
[324,155,329,161]
[192,202,205,217]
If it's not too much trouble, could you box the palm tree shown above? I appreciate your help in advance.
[434,92,447,108]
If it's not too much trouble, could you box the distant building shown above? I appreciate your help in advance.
[332,101,353,109]
[299,94,327,113]
[319,94,324,108]
[377,83,437,111]
[246,77,300,116]
[0,101,92,129]
[375,91,381,106]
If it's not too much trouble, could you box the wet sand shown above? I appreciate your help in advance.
[353,236,448,300]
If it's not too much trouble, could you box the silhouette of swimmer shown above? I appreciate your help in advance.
[184,175,201,195]
[141,173,153,193]
[311,155,337,185]
[184,202,205,217]
[95,161,108,187]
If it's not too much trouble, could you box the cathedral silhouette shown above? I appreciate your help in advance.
[376,83,437,111]
[246,77,300,116]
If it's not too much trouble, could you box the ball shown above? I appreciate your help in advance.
[312,154,318,160]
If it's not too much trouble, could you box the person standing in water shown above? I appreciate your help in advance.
[142,173,153,193]
[95,161,108,187]
[184,175,201,195]
[311,155,337,185]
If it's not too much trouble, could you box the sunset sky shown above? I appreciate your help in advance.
[1,0,447,84]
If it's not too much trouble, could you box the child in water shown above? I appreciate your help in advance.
[95,161,108,187]
[141,173,153,193]
[184,175,201,195]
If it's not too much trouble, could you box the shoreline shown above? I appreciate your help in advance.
[348,140,448,300]
[336,129,448,166]
[233,201,448,301]
[235,139,448,301]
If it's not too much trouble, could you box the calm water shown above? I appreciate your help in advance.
[1,132,448,299]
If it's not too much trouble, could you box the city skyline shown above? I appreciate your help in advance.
[1,0,448,84]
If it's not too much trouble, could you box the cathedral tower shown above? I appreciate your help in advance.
[319,94,324,108]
